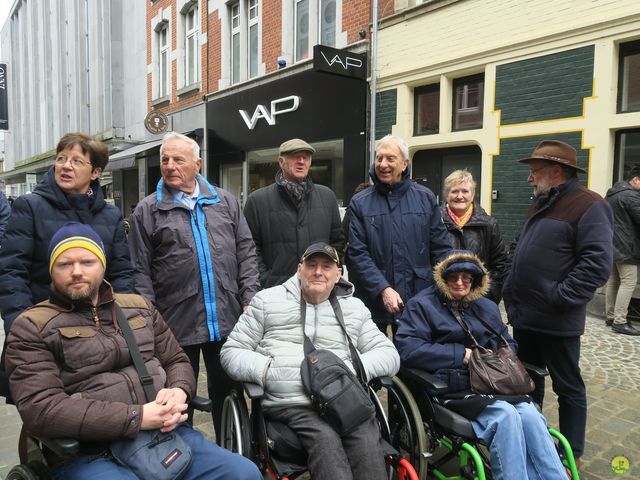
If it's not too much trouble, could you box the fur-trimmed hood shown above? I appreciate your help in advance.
[433,250,490,302]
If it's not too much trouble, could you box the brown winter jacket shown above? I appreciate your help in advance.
[5,282,195,444]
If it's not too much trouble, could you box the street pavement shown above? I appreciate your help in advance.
[1,313,639,479]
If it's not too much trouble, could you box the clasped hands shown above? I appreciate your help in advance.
[141,387,189,433]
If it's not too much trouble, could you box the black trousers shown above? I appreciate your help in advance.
[182,340,238,442]
[513,329,586,458]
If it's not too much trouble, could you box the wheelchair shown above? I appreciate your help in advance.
[219,378,419,480]
[390,366,581,480]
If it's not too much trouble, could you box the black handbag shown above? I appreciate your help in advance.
[300,294,376,435]
[450,307,534,396]
[110,304,193,480]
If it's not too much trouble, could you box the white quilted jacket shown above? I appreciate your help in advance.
[220,275,400,409]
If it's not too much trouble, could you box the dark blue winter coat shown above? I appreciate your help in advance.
[502,177,613,336]
[0,190,10,244]
[0,167,133,332]
[347,164,451,324]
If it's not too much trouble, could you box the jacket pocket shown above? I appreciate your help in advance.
[58,326,106,370]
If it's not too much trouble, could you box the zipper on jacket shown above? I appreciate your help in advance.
[91,306,102,330]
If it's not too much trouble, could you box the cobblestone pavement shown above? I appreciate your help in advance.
[1,314,639,479]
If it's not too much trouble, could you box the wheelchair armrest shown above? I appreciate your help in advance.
[522,362,548,378]
[243,382,264,399]
[369,376,393,390]
[400,366,448,394]
[40,437,80,457]
[191,395,213,412]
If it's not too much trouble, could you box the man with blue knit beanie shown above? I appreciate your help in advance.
[5,222,261,479]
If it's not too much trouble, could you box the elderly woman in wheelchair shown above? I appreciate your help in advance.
[395,250,572,480]
[220,243,410,480]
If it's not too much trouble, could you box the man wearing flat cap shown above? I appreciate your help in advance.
[502,139,613,467]
[244,138,344,288]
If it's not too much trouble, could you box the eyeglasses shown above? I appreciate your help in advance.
[445,273,473,284]
[528,164,551,176]
[55,156,92,168]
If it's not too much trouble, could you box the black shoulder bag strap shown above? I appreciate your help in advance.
[449,304,510,348]
[115,303,156,403]
[301,293,369,387]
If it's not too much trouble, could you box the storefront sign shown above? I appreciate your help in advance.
[0,63,8,131]
[313,45,367,80]
[144,110,168,135]
[239,95,301,130]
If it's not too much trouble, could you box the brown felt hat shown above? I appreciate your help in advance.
[518,140,587,173]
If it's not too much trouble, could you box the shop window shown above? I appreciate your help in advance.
[157,23,170,98]
[614,129,640,181]
[452,74,484,131]
[230,0,261,84]
[295,0,310,61]
[618,41,640,113]
[183,4,199,86]
[414,83,440,135]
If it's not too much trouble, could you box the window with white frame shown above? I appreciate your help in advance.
[295,0,309,62]
[231,3,241,83]
[184,4,199,86]
[248,0,259,78]
[230,0,261,84]
[319,0,336,47]
[158,24,170,98]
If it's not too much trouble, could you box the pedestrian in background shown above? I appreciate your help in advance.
[347,134,451,335]
[502,140,613,467]
[440,170,507,303]
[244,138,344,289]
[605,165,640,336]
[128,131,259,440]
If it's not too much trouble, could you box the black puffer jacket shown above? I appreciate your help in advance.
[440,203,507,303]
[0,167,133,331]
[606,181,640,264]
[244,179,344,289]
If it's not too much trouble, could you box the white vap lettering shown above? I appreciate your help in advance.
[239,95,301,130]
[320,51,363,70]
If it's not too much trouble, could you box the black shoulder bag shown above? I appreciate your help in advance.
[300,293,376,435]
[450,306,534,395]
[110,304,193,480]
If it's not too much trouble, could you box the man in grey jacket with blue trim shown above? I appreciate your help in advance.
[128,132,260,440]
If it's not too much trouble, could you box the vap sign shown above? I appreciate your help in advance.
[239,95,301,130]
[313,45,367,80]
[0,62,8,131]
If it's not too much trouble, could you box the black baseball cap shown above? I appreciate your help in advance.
[300,242,340,266]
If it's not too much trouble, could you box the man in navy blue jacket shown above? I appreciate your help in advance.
[347,135,451,334]
[503,140,613,467]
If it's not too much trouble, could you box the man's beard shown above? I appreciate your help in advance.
[57,282,101,302]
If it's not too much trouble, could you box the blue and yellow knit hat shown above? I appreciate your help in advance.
[48,222,106,272]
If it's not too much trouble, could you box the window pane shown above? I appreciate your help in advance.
[232,4,240,29]
[615,130,640,181]
[249,24,258,78]
[414,85,439,135]
[232,33,240,83]
[320,0,336,46]
[620,50,640,112]
[160,50,168,96]
[453,75,484,130]
[249,0,258,20]
[295,0,309,62]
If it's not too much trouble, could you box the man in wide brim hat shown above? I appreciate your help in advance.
[518,139,587,173]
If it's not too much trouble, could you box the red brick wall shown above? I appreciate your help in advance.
[262,0,283,74]
[343,0,372,44]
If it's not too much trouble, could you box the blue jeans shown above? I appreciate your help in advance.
[52,424,261,480]
[471,401,566,480]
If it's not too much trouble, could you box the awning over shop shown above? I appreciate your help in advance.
[106,139,163,171]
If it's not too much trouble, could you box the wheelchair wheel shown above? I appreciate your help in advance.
[6,464,40,480]
[388,377,429,480]
[219,389,251,458]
